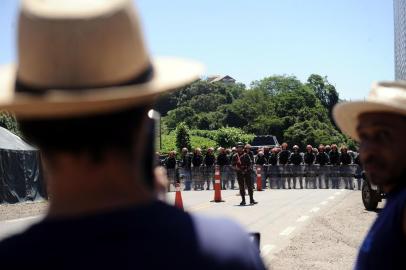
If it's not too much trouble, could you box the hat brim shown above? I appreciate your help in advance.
[333,101,406,141]
[0,57,203,119]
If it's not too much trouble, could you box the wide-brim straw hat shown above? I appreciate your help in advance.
[0,0,203,119]
[333,81,406,141]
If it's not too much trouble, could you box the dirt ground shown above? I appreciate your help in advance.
[0,200,48,221]
[270,192,379,270]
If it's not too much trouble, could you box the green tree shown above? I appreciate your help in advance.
[175,122,191,151]
[283,120,346,150]
[165,106,196,130]
[306,74,339,120]
[250,75,303,96]
[215,127,254,148]
[0,111,20,136]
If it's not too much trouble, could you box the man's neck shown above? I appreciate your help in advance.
[44,154,154,219]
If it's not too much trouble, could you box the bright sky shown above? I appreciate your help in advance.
[0,0,394,100]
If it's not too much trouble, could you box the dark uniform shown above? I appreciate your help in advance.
[232,151,256,205]
[228,152,236,189]
[329,150,340,165]
[165,156,177,169]
[247,150,255,189]
[165,155,177,189]
[263,150,271,187]
[354,154,363,190]
[192,153,203,190]
[263,150,271,162]
[278,150,290,165]
[255,155,268,166]
[255,154,268,189]
[269,152,278,166]
[304,152,315,165]
[179,153,192,190]
[268,152,278,188]
[316,152,330,188]
[340,152,352,165]
[289,151,303,189]
[192,154,203,167]
[304,151,315,188]
[340,151,353,189]
[278,150,291,188]
[217,152,230,189]
[204,152,216,190]
[289,152,303,165]
[329,150,341,188]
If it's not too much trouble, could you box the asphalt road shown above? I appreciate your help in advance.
[0,188,377,269]
[166,188,377,269]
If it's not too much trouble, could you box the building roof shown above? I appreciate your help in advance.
[207,75,236,83]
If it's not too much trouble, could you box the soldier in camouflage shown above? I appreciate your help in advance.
[232,142,257,206]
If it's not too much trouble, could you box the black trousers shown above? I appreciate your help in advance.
[237,171,254,202]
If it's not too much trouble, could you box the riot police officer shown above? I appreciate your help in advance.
[278,143,291,189]
[340,146,353,189]
[289,145,303,188]
[179,148,192,190]
[255,150,268,188]
[316,145,330,188]
[192,148,204,190]
[304,145,315,188]
[329,144,341,188]
[217,147,231,190]
[204,148,216,190]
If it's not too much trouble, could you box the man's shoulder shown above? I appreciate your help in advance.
[0,203,264,269]
[191,214,264,269]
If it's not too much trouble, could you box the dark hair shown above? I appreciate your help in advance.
[18,106,149,162]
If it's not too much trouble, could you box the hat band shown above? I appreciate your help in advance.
[15,64,154,95]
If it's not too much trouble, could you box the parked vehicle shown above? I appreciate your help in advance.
[361,171,386,211]
[250,135,279,154]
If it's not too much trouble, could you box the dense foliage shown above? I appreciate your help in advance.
[155,74,356,151]
[175,122,191,151]
[0,111,21,136]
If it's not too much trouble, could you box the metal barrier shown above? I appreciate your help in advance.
[165,164,361,192]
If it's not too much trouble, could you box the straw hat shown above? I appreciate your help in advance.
[333,81,406,141]
[0,0,203,119]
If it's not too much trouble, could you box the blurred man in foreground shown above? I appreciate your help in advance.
[0,1,264,269]
[333,81,406,270]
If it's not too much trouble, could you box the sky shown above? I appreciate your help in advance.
[0,0,394,100]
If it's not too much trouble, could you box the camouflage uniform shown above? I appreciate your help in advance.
[232,151,256,205]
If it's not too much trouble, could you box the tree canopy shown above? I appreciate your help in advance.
[155,75,356,150]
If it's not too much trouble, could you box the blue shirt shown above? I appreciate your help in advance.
[0,201,265,270]
[355,186,406,270]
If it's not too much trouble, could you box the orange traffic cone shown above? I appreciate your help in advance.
[256,166,263,191]
[174,182,184,210]
[211,166,225,203]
